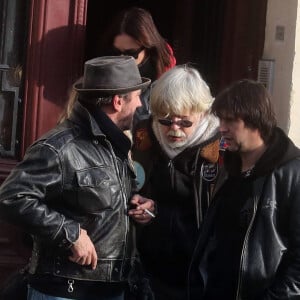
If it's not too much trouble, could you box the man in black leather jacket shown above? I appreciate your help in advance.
[0,56,155,300]
[190,79,300,300]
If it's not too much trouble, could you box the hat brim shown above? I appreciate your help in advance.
[74,77,151,96]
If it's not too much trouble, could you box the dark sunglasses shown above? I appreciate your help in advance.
[112,46,145,59]
[158,118,193,128]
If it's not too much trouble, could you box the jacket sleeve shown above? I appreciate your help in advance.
[263,161,300,299]
[0,142,80,250]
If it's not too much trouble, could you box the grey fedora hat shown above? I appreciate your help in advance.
[74,56,151,96]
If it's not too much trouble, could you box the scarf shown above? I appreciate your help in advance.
[152,114,219,159]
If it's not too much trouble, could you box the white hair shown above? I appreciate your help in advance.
[150,65,214,117]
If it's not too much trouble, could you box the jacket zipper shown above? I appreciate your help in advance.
[67,279,74,293]
[235,195,259,300]
[103,138,129,278]
[193,148,203,228]
[168,159,175,187]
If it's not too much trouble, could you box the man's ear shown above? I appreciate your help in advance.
[111,95,123,112]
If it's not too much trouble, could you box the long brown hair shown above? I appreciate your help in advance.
[100,7,175,77]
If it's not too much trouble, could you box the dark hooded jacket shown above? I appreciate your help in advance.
[190,127,300,300]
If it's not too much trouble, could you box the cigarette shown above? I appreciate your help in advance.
[144,208,155,218]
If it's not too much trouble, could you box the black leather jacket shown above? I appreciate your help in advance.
[191,128,300,300]
[0,102,137,282]
[132,117,220,296]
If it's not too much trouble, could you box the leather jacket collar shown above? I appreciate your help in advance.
[69,101,131,160]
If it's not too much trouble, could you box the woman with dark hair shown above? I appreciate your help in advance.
[100,7,176,125]
[101,7,176,80]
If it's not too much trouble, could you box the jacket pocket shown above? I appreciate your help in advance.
[76,167,112,213]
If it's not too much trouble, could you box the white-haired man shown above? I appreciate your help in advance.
[129,65,220,300]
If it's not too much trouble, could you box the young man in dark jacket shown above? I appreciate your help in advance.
[0,56,155,300]
[130,65,220,300]
[191,79,300,300]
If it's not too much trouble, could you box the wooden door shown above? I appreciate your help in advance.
[0,0,87,282]
[218,0,268,91]
[171,0,267,95]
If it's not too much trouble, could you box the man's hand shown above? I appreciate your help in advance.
[68,228,98,269]
[128,194,155,224]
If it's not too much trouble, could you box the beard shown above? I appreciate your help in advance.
[118,113,134,131]
[227,141,242,153]
[165,130,187,148]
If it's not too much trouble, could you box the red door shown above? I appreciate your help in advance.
[0,0,87,281]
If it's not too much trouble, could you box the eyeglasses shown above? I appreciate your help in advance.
[112,46,145,59]
[158,118,193,128]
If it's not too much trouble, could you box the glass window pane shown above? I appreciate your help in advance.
[0,0,27,157]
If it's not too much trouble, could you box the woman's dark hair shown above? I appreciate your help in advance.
[211,79,277,143]
[100,7,174,77]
